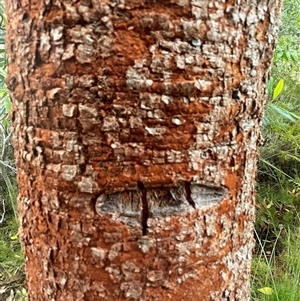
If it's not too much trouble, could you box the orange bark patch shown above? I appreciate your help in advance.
[114,28,150,62]
[231,63,245,88]
[32,63,59,80]
[225,171,240,198]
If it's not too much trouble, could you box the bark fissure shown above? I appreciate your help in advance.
[138,181,149,235]
[184,182,196,209]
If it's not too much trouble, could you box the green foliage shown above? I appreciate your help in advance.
[0,185,23,270]
[0,2,24,299]
[256,185,295,230]
[0,0,17,221]
[260,0,300,184]
[273,0,300,80]
[252,224,300,301]
[263,78,300,127]
[274,36,299,62]
[253,0,300,299]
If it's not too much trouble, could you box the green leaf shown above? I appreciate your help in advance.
[267,77,274,98]
[290,49,299,61]
[272,79,284,100]
[283,51,291,61]
[274,51,283,61]
[10,234,18,241]
[4,96,11,112]
[266,202,273,209]
[268,103,299,123]
[257,287,274,295]
[283,211,294,223]
[262,115,269,126]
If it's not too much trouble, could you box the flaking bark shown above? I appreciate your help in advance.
[5,0,282,300]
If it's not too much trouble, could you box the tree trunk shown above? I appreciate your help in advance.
[5,0,281,300]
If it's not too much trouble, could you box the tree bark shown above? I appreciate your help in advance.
[5,0,281,300]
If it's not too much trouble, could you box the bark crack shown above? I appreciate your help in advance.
[138,181,149,235]
[184,182,196,209]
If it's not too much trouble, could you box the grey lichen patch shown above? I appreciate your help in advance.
[79,103,98,118]
[50,26,64,41]
[108,243,122,261]
[78,176,97,193]
[56,272,68,290]
[105,265,122,282]
[76,44,94,63]
[62,103,77,117]
[145,126,166,136]
[137,237,155,254]
[126,67,153,90]
[147,109,165,119]
[40,32,51,59]
[102,116,119,131]
[65,132,78,152]
[166,149,184,163]
[161,94,173,105]
[129,116,143,129]
[147,269,164,283]
[62,43,75,60]
[121,261,141,281]
[77,75,96,88]
[91,247,107,260]
[188,150,205,171]
[195,79,213,92]
[120,282,143,300]
[61,165,78,181]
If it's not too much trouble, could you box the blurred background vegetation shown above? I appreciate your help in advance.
[0,0,299,300]
[0,1,25,300]
[252,0,300,299]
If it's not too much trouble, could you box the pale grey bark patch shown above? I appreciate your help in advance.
[91,247,107,260]
[120,282,143,300]
[190,185,227,208]
[61,165,78,181]
[137,237,155,254]
[78,176,97,193]
[95,190,143,234]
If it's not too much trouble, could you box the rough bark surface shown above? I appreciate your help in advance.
[5,0,281,300]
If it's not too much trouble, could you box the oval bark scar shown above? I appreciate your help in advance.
[95,183,228,234]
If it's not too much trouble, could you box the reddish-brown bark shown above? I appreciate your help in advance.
[5,0,282,300]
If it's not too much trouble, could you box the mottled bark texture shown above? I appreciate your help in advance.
[5,0,281,300]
